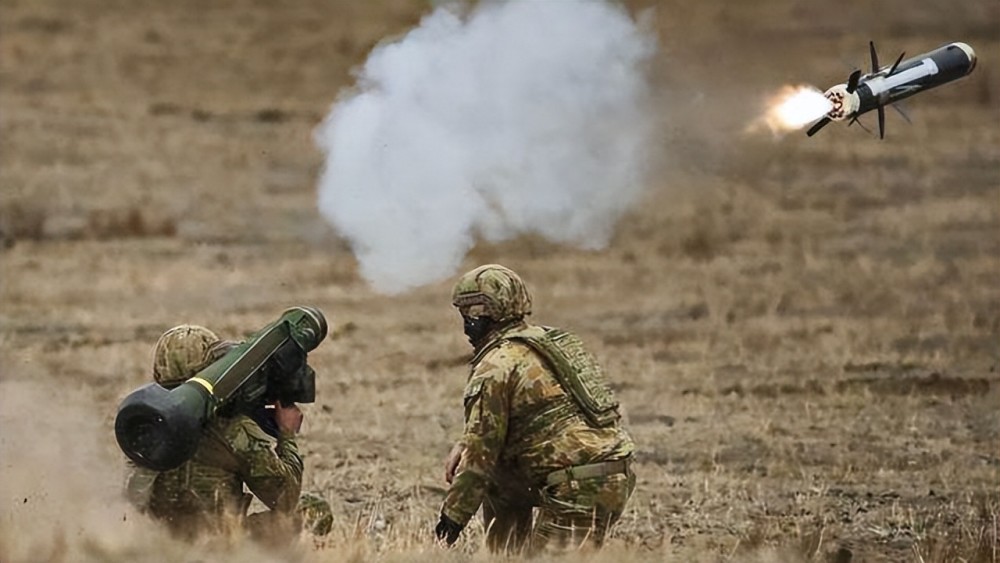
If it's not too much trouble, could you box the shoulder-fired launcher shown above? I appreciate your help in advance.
[115,306,327,471]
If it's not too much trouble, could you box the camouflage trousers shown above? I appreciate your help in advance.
[481,465,636,555]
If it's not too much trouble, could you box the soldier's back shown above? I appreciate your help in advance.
[481,325,634,480]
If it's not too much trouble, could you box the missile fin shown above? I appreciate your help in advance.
[869,41,879,73]
[849,116,873,135]
[887,51,906,76]
[892,103,913,124]
[877,105,886,139]
[806,117,831,137]
[846,70,862,93]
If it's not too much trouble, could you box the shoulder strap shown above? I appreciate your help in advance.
[506,327,621,428]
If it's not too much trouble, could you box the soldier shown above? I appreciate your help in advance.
[435,264,636,554]
[124,325,333,542]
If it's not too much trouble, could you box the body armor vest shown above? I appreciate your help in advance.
[478,325,621,428]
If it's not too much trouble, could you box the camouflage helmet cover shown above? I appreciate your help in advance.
[152,324,219,387]
[452,264,532,323]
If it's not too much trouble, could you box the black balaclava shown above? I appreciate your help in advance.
[463,315,498,349]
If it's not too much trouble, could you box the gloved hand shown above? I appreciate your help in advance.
[434,513,464,546]
[443,442,464,484]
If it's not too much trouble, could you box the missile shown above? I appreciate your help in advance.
[807,41,977,138]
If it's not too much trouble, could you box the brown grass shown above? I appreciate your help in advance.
[2,0,999,561]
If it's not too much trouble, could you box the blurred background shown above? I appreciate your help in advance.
[1,1,997,561]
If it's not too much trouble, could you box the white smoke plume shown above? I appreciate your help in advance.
[315,0,657,294]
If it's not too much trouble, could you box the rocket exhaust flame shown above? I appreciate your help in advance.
[749,85,833,135]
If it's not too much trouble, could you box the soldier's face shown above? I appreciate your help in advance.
[462,314,495,349]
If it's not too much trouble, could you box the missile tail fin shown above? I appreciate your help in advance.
[887,51,906,76]
[806,117,831,137]
[846,70,862,93]
[892,103,913,124]
[849,115,873,135]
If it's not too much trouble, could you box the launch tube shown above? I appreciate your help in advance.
[115,306,328,471]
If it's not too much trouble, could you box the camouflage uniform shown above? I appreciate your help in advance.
[125,325,333,540]
[440,265,636,554]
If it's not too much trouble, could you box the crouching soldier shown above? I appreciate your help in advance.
[124,325,333,542]
[436,264,636,554]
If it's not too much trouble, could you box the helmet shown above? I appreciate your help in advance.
[451,264,532,323]
[152,325,219,388]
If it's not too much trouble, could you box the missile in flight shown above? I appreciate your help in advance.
[807,41,977,139]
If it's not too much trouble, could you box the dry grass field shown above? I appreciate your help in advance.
[1,1,998,561]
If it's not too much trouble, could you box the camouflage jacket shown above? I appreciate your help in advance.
[125,414,303,534]
[441,322,635,526]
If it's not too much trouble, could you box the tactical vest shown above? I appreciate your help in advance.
[477,325,621,428]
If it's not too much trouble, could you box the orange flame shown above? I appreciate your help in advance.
[748,85,833,135]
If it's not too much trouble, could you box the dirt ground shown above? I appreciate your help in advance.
[1,1,998,561]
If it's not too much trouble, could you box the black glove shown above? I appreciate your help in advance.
[435,513,464,546]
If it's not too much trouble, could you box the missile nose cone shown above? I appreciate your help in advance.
[950,42,977,74]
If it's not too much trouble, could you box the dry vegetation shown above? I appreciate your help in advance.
[1,1,998,562]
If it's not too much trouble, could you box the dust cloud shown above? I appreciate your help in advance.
[0,380,278,563]
[0,380,151,560]
[315,0,657,294]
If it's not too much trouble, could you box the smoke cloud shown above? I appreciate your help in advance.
[315,0,657,294]
[0,380,158,561]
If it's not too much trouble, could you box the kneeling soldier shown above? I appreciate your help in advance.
[124,325,333,542]
[436,264,636,554]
